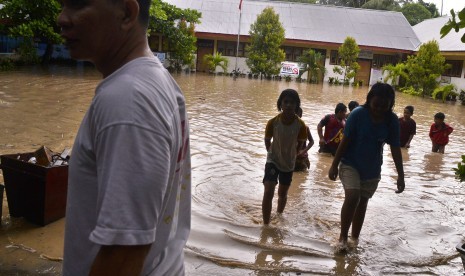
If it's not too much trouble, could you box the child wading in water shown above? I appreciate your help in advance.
[328,83,405,251]
[429,112,453,154]
[262,89,307,225]
[399,105,416,148]
[294,107,314,171]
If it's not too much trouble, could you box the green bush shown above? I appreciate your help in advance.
[0,58,15,71]
[432,84,457,102]
[454,155,465,182]
[400,86,422,96]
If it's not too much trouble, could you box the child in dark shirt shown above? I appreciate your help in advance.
[399,105,416,148]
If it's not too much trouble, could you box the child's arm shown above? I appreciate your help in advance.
[317,123,325,145]
[405,134,414,148]
[317,115,329,145]
[448,125,453,135]
[305,127,315,151]
[328,135,350,181]
[390,145,405,193]
[300,127,314,154]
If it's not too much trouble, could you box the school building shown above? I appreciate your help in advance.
[413,16,465,91]
[163,0,421,86]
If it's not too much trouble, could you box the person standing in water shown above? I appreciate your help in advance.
[262,89,307,225]
[399,105,416,148]
[328,83,405,251]
[58,0,191,275]
[317,103,347,156]
[429,112,453,154]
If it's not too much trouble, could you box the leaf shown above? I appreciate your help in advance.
[440,24,453,38]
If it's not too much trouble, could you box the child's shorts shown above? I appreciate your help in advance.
[263,163,293,185]
[339,163,380,198]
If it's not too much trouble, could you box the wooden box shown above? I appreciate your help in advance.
[0,152,68,226]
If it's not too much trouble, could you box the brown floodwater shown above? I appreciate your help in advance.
[1,66,465,275]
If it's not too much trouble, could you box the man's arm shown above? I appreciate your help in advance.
[89,244,151,276]
[265,138,271,152]
[390,145,405,194]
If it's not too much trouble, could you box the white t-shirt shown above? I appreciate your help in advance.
[63,57,191,275]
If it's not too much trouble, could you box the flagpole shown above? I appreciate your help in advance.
[234,0,243,79]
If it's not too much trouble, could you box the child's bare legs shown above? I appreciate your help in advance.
[432,143,445,153]
[350,196,369,239]
[262,181,277,224]
[339,189,361,243]
[438,145,445,154]
[277,183,290,214]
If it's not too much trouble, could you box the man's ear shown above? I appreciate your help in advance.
[121,0,140,30]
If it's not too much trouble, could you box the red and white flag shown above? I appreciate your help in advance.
[239,0,243,10]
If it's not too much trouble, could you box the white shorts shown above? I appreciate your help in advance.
[339,163,380,198]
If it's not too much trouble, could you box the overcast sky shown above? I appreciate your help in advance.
[427,0,465,15]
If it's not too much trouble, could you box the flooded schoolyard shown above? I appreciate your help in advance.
[1,66,465,275]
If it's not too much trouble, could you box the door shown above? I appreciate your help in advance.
[355,59,372,86]
[196,40,214,72]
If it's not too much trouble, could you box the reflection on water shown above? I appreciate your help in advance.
[1,67,465,275]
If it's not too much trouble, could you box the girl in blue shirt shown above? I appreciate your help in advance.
[328,83,405,252]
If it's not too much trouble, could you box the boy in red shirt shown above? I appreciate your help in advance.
[429,112,453,154]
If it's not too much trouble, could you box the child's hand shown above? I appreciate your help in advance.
[328,165,338,181]
[395,178,405,193]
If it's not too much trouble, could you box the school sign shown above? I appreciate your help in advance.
[280,62,300,77]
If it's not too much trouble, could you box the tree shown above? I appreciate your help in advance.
[0,0,62,64]
[297,49,326,83]
[149,1,201,72]
[246,7,286,77]
[440,8,465,43]
[382,63,408,89]
[401,3,432,26]
[403,40,448,97]
[203,52,229,73]
[361,0,400,11]
[418,0,439,18]
[333,36,360,84]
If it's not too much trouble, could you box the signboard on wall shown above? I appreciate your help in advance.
[280,62,300,77]
[358,50,373,60]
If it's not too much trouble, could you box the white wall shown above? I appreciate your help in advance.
[450,77,465,92]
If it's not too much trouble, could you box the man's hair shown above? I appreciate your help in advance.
[363,83,395,112]
[277,89,301,112]
[111,0,151,28]
[137,0,151,27]
[335,103,347,114]
[348,100,359,112]
[434,112,445,120]
[405,105,414,114]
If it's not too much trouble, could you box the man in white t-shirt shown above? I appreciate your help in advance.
[58,1,191,275]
